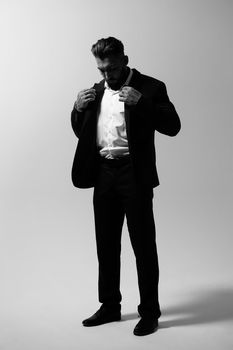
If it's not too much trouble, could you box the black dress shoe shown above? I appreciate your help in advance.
[133,317,158,336]
[82,307,121,327]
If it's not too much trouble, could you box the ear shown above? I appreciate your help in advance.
[123,55,129,66]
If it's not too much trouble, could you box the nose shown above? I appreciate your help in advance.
[104,70,113,81]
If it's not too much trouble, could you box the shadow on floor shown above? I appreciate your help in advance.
[159,285,233,328]
[121,313,139,321]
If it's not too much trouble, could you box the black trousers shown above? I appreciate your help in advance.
[93,157,161,319]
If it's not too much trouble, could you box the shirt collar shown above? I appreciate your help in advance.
[104,68,133,92]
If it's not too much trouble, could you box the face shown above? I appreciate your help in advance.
[95,54,128,89]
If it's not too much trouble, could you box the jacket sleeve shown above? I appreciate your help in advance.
[136,81,181,136]
[71,83,99,139]
[71,103,85,139]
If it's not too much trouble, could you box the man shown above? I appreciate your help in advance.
[71,37,181,336]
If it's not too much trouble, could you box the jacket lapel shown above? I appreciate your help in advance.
[94,80,105,107]
[82,80,105,131]
[88,70,142,145]
[124,69,142,143]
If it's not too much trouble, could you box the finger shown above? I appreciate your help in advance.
[84,96,95,102]
[119,96,127,102]
[120,89,129,96]
[81,92,96,100]
[83,89,96,94]
[82,88,96,92]
[84,92,96,99]
[84,91,96,96]
[86,88,96,94]
[121,86,130,92]
[80,89,96,97]
[80,89,90,94]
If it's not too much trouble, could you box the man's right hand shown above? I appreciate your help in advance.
[75,88,96,111]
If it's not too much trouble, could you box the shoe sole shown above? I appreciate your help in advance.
[133,325,159,336]
[82,316,121,327]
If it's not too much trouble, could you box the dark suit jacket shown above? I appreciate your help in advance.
[71,68,181,189]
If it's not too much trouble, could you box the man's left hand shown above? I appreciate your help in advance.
[119,86,142,106]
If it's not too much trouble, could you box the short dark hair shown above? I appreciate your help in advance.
[91,37,124,59]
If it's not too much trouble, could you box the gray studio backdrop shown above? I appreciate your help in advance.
[0,0,232,349]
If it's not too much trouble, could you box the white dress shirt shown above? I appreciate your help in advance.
[97,69,133,159]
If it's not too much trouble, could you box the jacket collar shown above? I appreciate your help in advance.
[94,68,142,93]
[128,68,142,91]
